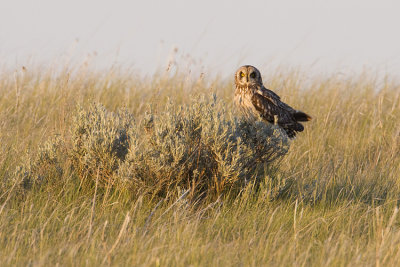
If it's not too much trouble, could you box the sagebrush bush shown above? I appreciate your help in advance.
[117,96,289,197]
[16,95,289,198]
[12,135,66,191]
[70,104,133,184]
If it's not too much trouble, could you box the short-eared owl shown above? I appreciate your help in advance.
[234,65,311,138]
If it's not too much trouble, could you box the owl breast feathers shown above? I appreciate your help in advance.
[234,65,311,138]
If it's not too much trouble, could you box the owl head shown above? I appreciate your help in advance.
[234,65,263,87]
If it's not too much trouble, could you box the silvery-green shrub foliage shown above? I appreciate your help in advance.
[16,96,289,198]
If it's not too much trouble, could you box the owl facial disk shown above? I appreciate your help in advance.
[235,65,262,86]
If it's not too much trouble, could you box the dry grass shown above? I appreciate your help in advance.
[1,63,400,266]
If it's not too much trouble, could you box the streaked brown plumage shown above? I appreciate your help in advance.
[234,65,311,138]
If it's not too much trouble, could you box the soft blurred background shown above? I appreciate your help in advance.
[1,0,400,78]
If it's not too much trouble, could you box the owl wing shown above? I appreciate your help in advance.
[251,86,305,137]
[255,87,297,114]
[251,87,296,123]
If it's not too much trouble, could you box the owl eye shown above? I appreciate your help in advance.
[240,72,245,77]
[249,72,256,79]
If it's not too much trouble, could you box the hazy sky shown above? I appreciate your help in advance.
[1,0,400,77]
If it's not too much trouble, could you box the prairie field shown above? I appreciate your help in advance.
[1,63,400,266]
